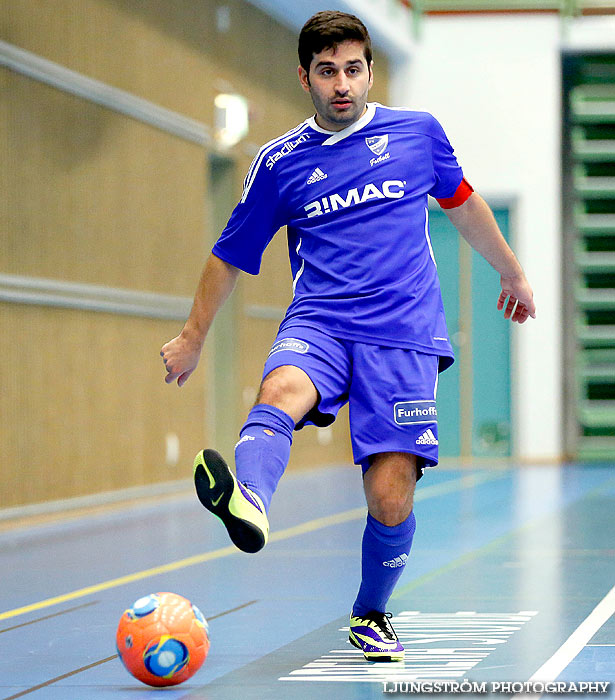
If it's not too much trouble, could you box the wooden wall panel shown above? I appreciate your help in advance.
[0,0,391,509]
[0,0,315,151]
[0,69,206,296]
[0,0,389,161]
[0,303,207,509]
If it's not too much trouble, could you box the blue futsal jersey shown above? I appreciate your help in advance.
[212,102,465,368]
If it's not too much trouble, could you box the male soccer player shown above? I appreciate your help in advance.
[161,11,535,662]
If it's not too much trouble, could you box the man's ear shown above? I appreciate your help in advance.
[298,65,311,93]
[368,61,374,90]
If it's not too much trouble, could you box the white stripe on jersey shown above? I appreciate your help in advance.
[241,122,310,203]
[424,207,437,267]
[292,238,304,296]
[309,102,376,146]
[242,121,307,193]
[372,102,414,112]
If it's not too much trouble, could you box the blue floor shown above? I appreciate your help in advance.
[0,463,614,699]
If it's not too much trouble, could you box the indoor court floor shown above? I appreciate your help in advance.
[1,462,614,699]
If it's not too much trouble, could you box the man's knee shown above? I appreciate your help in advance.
[260,367,296,399]
[257,365,318,422]
[368,493,413,526]
[363,452,417,526]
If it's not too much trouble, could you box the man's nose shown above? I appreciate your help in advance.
[334,74,350,94]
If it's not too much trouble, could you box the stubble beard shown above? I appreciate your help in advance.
[311,90,368,131]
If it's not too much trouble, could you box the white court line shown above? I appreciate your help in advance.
[512,584,615,700]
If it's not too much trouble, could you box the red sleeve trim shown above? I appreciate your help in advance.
[436,178,474,209]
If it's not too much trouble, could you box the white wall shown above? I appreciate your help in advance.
[394,15,562,461]
[393,13,615,462]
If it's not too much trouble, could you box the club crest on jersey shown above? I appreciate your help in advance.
[365,135,388,156]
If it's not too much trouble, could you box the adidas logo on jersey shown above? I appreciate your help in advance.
[383,553,408,568]
[416,429,438,446]
[307,168,328,184]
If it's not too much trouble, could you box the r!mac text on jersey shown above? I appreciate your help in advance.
[304,180,406,218]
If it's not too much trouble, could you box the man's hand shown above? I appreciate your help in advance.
[497,273,536,324]
[160,253,240,387]
[160,331,203,386]
[445,194,536,325]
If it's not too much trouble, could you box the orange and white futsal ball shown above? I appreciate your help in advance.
[116,592,210,687]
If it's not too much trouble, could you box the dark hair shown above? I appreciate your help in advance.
[298,11,373,75]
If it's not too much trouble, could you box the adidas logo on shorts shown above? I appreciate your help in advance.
[307,167,328,184]
[416,429,438,446]
[383,553,408,568]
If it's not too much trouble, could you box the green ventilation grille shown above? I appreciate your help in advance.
[567,55,615,459]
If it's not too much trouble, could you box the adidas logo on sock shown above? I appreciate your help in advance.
[416,428,438,446]
[307,167,328,184]
[383,553,408,568]
[234,435,255,450]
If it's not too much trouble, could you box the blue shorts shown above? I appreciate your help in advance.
[262,325,441,476]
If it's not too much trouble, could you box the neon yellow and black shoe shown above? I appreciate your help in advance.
[193,449,269,554]
[349,611,405,662]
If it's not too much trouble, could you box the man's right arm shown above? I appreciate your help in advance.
[160,253,240,386]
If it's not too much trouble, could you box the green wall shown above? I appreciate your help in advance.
[430,207,512,459]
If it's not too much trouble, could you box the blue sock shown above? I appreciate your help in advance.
[352,511,416,616]
[234,404,294,513]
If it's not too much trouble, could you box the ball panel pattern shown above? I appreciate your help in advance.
[116,592,209,687]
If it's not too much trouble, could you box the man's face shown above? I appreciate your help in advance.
[298,40,373,132]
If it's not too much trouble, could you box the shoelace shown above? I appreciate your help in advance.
[358,611,396,641]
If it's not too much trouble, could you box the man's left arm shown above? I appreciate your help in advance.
[443,192,536,324]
